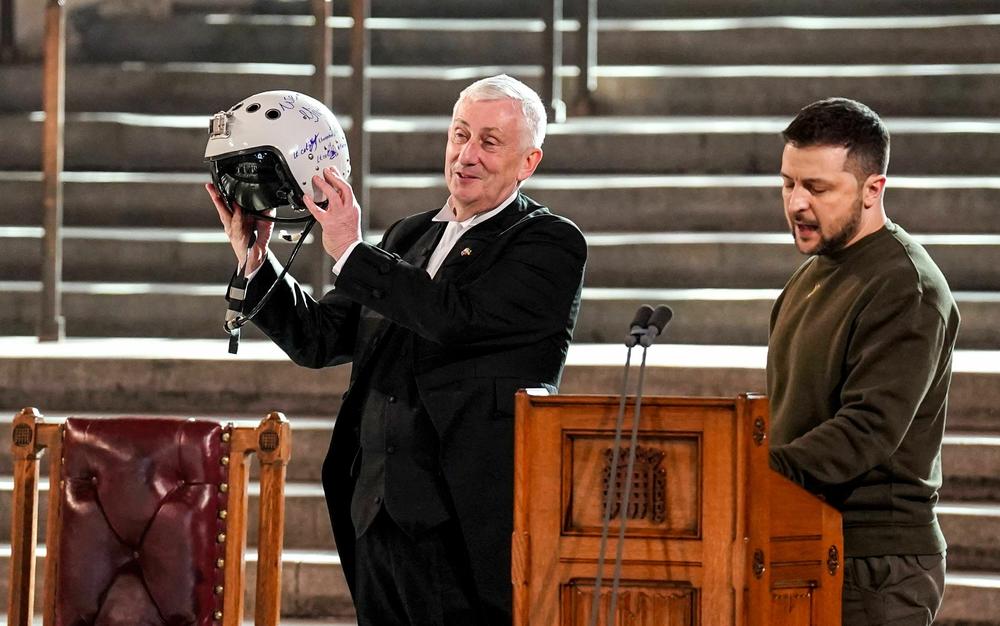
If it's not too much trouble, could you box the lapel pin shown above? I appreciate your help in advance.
[461,247,472,257]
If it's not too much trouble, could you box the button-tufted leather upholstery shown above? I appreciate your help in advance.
[54,417,229,626]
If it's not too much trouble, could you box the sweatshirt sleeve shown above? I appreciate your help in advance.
[769,280,950,492]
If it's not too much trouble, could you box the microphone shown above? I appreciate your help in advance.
[624,304,654,347]
[639,305,674,348]
[591,303,656,626]
[604,305,673,622]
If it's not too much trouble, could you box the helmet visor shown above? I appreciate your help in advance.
[209,149,312,223]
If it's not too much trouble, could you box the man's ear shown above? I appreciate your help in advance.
[863,173,887,209]
[517,148,544,182]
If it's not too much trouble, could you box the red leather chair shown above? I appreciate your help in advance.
[7,407,291,626]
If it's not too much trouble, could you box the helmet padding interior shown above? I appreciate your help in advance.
[211,149,306,219]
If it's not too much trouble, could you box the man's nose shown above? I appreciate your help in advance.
[787,185,810,211]
[458,140,481,164]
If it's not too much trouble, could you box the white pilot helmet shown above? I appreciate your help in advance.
[204,90,351,223]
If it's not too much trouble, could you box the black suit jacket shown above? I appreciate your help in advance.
[242,193,587,615]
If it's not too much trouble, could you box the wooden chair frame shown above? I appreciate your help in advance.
[7,407,291,626]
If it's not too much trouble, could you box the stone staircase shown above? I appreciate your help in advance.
[1,0,1000,623]
[1,341,1000,622]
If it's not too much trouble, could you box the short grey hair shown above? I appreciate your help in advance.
[454,74,547,150]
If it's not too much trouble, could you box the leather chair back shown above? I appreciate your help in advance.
[56,418,228,625]
[7,408,290,626]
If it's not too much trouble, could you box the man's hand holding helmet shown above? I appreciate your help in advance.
[206,182,273,275]
[303,167,363,262]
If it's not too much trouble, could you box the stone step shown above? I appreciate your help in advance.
[362,174,1000,234]
[2,172,998,235]
[3,416,997,495]
[936,572,1000,625]
[1,339,998,431]
[0,226,301,285]
[0,282,274,341]
[169,0,1000,19]
[938,503,1000,572]
[4,283,1000,350]
[0,536,996,624]
[5,227,1000,290]
[6,112,1000,176]
[0,545,354,619]
[0,418,998,619]
[67,14,1000,66]
[0,468,996,570]
[4,113,1000,176]
[3,62,1000,117]
[941,433,1000,501]
[581,232,1000,290]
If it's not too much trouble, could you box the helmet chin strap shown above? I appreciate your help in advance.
[223,217,317,354]
[223,230,256,354]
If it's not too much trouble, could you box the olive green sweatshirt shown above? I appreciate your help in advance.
[767,221,959,557]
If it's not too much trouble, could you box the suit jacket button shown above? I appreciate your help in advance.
[388,395,397,404]
[386,445,396,454]
[374,496,383,504]
[372,289,383,299]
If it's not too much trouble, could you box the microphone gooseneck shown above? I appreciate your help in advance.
[590,304,675,626]
[608,343,650,621]
[589,311,640,626]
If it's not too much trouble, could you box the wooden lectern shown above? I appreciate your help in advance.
[512,391,843,626]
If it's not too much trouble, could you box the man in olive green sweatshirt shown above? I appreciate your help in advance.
[767,98,960,625]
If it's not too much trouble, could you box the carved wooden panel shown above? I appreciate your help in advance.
[769,589,813,626]
[563,432,701,538]
[601,446,667,524]
[562,580,697,626]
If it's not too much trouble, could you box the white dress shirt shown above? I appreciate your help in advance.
[333,187,519,278]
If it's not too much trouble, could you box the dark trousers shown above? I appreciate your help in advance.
[842,554,946,625]
[354,510,484,626]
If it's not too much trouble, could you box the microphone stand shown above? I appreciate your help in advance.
[608,342,649,622]
[588,305,652,626]
[588,305,673,626]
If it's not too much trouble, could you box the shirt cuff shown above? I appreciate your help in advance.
[241,256,265,282]
[332,240,364,276]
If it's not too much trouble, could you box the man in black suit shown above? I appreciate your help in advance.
[207,74,587,625]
